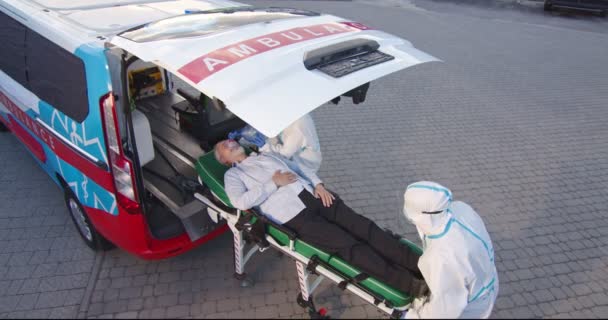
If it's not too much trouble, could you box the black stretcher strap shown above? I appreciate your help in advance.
[235,210,299,249]
[338,273,369,290]
[247,210,298,241]
[307,255,321,275]
[305,255,391,308]
[235,211,269,248]
[391,309,405,319]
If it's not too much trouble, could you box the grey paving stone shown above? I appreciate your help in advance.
[22,308,51,319]
[0,296,20,313]
[255,305,279,319]
[552,300,576,314]
[48,306,78,319]
[138,307,167,319]
[119,287,142,300]
[127,298,144,312]
[86,303,105,317]
[15,294,38,311]
[266,291,288,304]
[572,283,593,296]
[200,301,217,315]
[177,292,193,305]
[35,291,66,309]
[549,287,567,301]
[591,306,608,318]
[103,288,120,302]
[115,311,138,319]
[533,289,555,303]
[102,300,128,315]
[166,305,190,318]
[157,294,179,308]
[217,298,239,313]
[589,292,608,306]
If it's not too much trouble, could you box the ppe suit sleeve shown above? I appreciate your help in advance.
[265,126,304,160]
[281,156,322,187]
[405,256,469,319]
[224,169,277,211]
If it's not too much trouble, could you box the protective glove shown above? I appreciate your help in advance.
[238,125,267,148]
[227,129,242,140]
[248,131,267,148]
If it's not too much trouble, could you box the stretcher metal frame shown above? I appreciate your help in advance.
[195,192,410,319]
[193,153,423,319]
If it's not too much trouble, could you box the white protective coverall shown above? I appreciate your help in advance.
[403,181,498,319]
[260,114,322,172]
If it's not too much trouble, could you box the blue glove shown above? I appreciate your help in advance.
[227,129,241,140]
[249,131,267,148]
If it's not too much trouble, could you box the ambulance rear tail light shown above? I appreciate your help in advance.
[100,93,140,214]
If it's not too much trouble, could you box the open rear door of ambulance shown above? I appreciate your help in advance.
[109,7,439,137]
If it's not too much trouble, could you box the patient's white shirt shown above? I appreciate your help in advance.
[224,152,322,224]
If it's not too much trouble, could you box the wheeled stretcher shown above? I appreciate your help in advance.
[194,152,423,319]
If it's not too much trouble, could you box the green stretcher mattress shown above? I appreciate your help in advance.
[195,152,422,308]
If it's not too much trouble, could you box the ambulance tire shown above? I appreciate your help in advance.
[64,189,114,251]
[0,121,7,132]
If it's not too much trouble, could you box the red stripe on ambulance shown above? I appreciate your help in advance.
[178,22,370,84]
[7,114,47,162]
[0,91,114,192]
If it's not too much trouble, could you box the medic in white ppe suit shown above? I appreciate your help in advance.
[260,114,322,173]
[402,181,498,319]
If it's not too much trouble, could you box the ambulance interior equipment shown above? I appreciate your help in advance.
[105,6,439,318]
[106,51,246,242]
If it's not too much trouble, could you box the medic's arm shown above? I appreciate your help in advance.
[406,258,469,319]
[224,169,277,211]
[265,125,304,159]
[281,156,322,188]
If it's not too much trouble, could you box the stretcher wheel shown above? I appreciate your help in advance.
[234,272,254,288]
[297,294,330,319]
[297,293,309,309]
[309,308,329,319]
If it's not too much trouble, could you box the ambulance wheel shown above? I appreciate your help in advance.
[64,189,114,251]
[543,0,552,11]
[0,121,8,132]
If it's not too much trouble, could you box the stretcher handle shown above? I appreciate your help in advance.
[235,210,298,241]
[255,211,298,241]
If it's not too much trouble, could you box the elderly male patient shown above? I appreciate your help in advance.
[215,139,427,296]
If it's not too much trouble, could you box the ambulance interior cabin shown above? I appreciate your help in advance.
[105,49,244,241]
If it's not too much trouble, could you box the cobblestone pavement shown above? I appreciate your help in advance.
[1,0,608,318]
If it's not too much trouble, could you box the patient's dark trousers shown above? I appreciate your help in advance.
[284,191,423,295]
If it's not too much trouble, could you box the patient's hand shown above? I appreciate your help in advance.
[272,170,297,187]
[314,184,335,207]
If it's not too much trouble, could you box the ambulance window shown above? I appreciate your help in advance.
[0,11,28,86]
[25,29,89,122]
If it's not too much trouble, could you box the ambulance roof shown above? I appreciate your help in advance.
[0,0,246,50]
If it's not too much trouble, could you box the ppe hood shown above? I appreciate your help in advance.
[109,8,439,137]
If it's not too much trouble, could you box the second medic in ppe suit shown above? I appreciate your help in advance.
[260,114,322,173]
[402,181,498,319]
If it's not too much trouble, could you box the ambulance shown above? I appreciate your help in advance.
[0,0,437,261]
